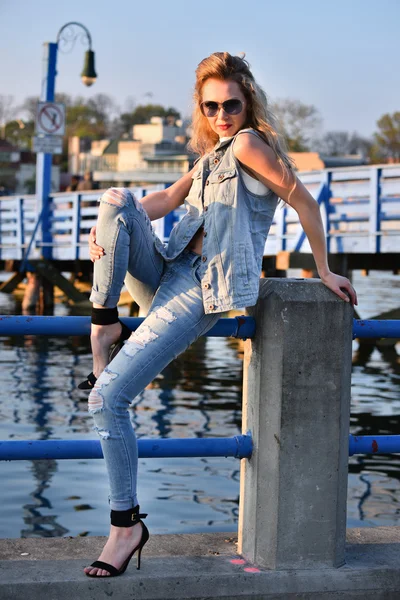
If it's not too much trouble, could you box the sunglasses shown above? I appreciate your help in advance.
[200,98,244,118]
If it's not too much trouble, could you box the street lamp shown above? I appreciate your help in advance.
[56,22,97,87]
[35,22,97,260]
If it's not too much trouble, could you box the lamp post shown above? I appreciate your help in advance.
[35,22,97,261]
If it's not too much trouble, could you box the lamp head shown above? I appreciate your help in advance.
[81,50,97,87]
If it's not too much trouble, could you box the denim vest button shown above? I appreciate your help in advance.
[203,283,211,290]
[213,158,219,164]
[208,304,215,311]
[206,180,210,186]
[201,256,207,262]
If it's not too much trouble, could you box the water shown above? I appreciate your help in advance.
[0,270,399,538]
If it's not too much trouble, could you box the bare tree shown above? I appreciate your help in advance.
[21,96,40,122]
[271,98,322,152]
[315,131,351,156]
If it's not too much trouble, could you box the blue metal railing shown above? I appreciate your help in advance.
[352,319,400,339]
[0,434,399,461]
[0,315,255,338]
[0,315,399,463]
[0,436,253,461]
[0,316,399,340]
[348,435,400,456]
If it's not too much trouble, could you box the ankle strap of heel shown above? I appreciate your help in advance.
[110,505,148,527]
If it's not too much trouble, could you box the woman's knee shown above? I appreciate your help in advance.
[100,187,134,209]
[99,188,145,216]
[88,370,129,415]
[88,385,106,415]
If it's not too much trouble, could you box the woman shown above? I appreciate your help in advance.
[83,52,357,578]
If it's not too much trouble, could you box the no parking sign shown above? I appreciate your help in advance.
[35,102,66,136]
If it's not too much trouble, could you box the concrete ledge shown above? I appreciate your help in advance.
[0,527,400,599]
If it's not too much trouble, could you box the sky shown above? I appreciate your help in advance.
[0,0,399,139]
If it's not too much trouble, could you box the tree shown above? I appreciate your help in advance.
[315,131,373,158]
[0,95,18,138]
[4,119,34,149]
[119,104,181,135]
[66,100,108,139]
[87,94,119,123]
[315,131,351,156]
[374,112,400,161]
[271,98,322,152]
[21,96,40,122]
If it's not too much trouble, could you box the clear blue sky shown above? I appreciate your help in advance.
[1,0,399,138]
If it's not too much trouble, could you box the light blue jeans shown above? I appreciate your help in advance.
[88,188,220,510]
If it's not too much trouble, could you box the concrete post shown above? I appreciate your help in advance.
[238,278,353,570]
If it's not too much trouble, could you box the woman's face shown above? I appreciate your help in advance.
[200,78,248,138]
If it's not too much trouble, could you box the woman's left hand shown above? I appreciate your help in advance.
[320,272,358,306]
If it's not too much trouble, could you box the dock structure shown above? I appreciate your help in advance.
[1,280,400,598]
[0,163,399,312]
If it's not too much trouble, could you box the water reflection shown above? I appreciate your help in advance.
[0,271,399,537]
[21,460,69,538]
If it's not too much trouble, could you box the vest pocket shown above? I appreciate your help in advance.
[209,168,237,205]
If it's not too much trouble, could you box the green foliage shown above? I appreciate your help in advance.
[4,120,34,149]
[374,112,400,161]
[120,104,181,134]
[66,102,107,138]
[13,95,181,144]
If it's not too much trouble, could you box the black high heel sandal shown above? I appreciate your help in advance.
[78,320,132,390]
[85,505,150,577]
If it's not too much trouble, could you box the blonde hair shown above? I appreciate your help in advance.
[189,51,295,189]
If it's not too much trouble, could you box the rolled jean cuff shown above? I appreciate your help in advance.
[89,289,120,307]
[108,497,138,511]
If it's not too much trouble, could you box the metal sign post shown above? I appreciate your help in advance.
[35,42,58,261]
[36,102,66,136]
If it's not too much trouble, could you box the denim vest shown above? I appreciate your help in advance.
[154,128,278,314]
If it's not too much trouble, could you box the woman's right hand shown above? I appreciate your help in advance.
[89,226,104,262]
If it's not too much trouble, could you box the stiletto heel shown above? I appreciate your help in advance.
[85,504,149,578]
[137,544,144,570]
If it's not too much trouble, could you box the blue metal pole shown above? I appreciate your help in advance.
[349,435,400,456]
[0,435,253,461]
[0,315,256,338]
[325,172,332,254]
[2,435,400,461]
[35,42,58,261]
[1,316,399,340]
[353,319,400,339]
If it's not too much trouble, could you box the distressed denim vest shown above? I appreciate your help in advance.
[154,128,279,314]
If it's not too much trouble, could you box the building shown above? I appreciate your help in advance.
[68,118,370,190]
[0,139,59,196]
[288,151,368,172]
[70,117,196,188]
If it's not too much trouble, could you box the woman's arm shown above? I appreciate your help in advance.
[233,133,357,306]
[89,164,198,261]
[140,164,198,220]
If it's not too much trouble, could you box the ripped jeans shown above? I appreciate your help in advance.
[88,188,220,510]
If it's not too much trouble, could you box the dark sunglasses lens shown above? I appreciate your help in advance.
[223,99,243,115]
[202,102,219,117]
